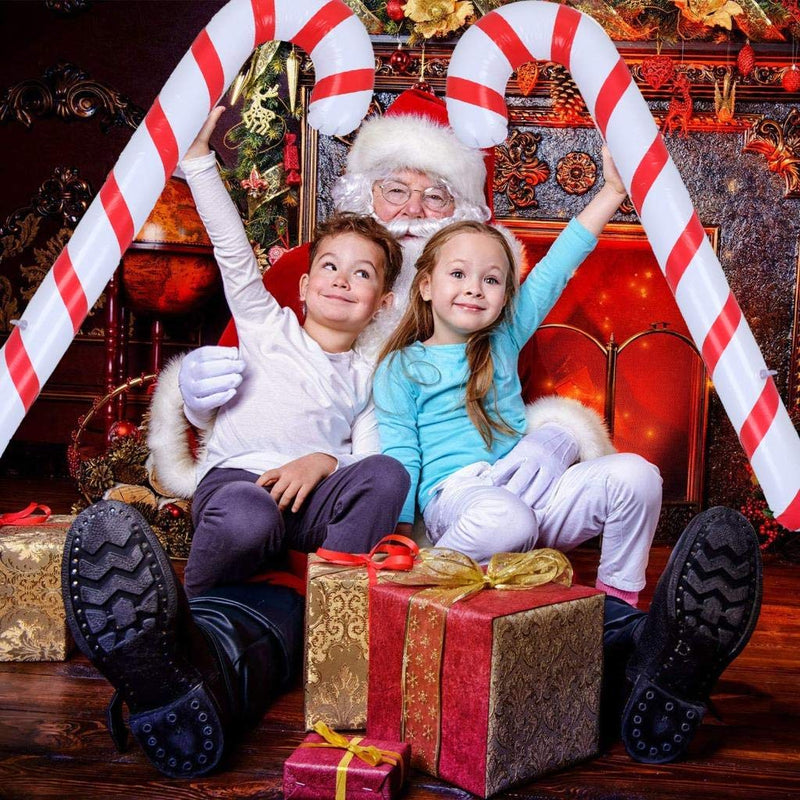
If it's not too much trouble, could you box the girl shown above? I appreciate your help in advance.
[373,149,662,606]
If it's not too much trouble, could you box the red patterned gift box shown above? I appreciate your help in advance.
[283,722,411,800]
[367,549,604,798]
[0,507,74,661]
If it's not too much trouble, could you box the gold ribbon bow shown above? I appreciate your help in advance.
[385,546,573,603]
[300,721,404,800]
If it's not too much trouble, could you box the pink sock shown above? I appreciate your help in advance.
[596,579,639,608]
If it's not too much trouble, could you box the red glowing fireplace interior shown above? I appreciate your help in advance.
[508,220,714,507]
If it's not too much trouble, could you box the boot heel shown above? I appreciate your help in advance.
[621,675,705,764]
[129,683,225,778]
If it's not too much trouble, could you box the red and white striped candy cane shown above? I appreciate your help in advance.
[447,0,800,530]
[0,0,374,458]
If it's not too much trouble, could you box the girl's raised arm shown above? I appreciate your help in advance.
[576,146,627,237]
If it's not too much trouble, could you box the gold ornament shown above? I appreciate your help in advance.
[714,71,737,123]
[286,48,300,114]
[229,41,281,105]
[404,0,474,39]
[242,83,280,135]
[245,163,288,217]
[342,0,385,34]
[673,0,743,30]
[252,242,270,274]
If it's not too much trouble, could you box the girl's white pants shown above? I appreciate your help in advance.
[422,424,662,591]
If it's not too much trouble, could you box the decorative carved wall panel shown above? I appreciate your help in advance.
[0,166,92,241]
[493,131,550,209]
[0,62,143,131]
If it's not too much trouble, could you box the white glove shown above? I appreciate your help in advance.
[178,346,245,429]
[489,424,579,508]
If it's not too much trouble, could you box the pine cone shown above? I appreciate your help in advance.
[70,498,90,515]
[550,65,587,123]
[108,436,149,466]
[82,458,115,498]
[153,510,194,559]
[114,463,149,486]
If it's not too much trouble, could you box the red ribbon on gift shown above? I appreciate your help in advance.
[316,534,419,584]
[0,502,52,527]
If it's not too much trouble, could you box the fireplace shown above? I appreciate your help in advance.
[508,220,716,515]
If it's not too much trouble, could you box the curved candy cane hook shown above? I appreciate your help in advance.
[446,1,800,529]
[0,0,374,457]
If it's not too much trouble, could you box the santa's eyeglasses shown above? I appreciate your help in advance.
[375,180,453,211]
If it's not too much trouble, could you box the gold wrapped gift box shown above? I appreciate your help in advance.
[303,554,371,730]
[0,516,74,661]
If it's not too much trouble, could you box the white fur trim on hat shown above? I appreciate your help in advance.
[145,355,207,499]
[525,395,616,462]
[347,114,487,208]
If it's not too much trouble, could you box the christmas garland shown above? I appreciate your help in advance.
[348,0,800,45]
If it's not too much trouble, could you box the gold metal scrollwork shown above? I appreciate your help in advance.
[743,109,800,198]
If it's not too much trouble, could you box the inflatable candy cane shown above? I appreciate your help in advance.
[446,1,800,529]
[0,0,374,458]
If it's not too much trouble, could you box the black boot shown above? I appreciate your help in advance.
[621,506,762,764]
[190,582,304,727]
[61,500,301,778]
[600,596,646,748]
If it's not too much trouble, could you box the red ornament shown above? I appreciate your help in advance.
[737,41,755,76]
[165,503,182,519]
[640,53,675,90]
[283,132,301,187]
[107,420,141,444]
[662,73,693,138]
[782,64,800,93]
[516,61,539,96]
[415,80,433,95]
[390,47,411,74]
[386,0,405,21]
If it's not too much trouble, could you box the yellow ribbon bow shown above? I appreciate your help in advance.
[300,721,404,800]
[383,546,573,603]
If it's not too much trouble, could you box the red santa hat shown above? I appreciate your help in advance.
[346,86,493,213]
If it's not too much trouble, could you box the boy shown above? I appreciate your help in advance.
[179,107,409,597]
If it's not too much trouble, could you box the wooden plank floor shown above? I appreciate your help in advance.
[1,480,799,799]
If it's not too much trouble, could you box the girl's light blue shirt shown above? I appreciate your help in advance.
[373,218,597,523]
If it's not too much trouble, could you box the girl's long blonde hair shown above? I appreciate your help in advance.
[378,220,519,447]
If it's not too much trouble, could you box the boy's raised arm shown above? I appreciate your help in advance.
[182,108,280,326]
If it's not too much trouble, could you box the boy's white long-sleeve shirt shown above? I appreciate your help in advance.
[183,153,379,482]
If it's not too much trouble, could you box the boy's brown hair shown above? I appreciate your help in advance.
[309,213,403,293]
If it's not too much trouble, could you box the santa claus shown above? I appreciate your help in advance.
[63,87,762,780]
